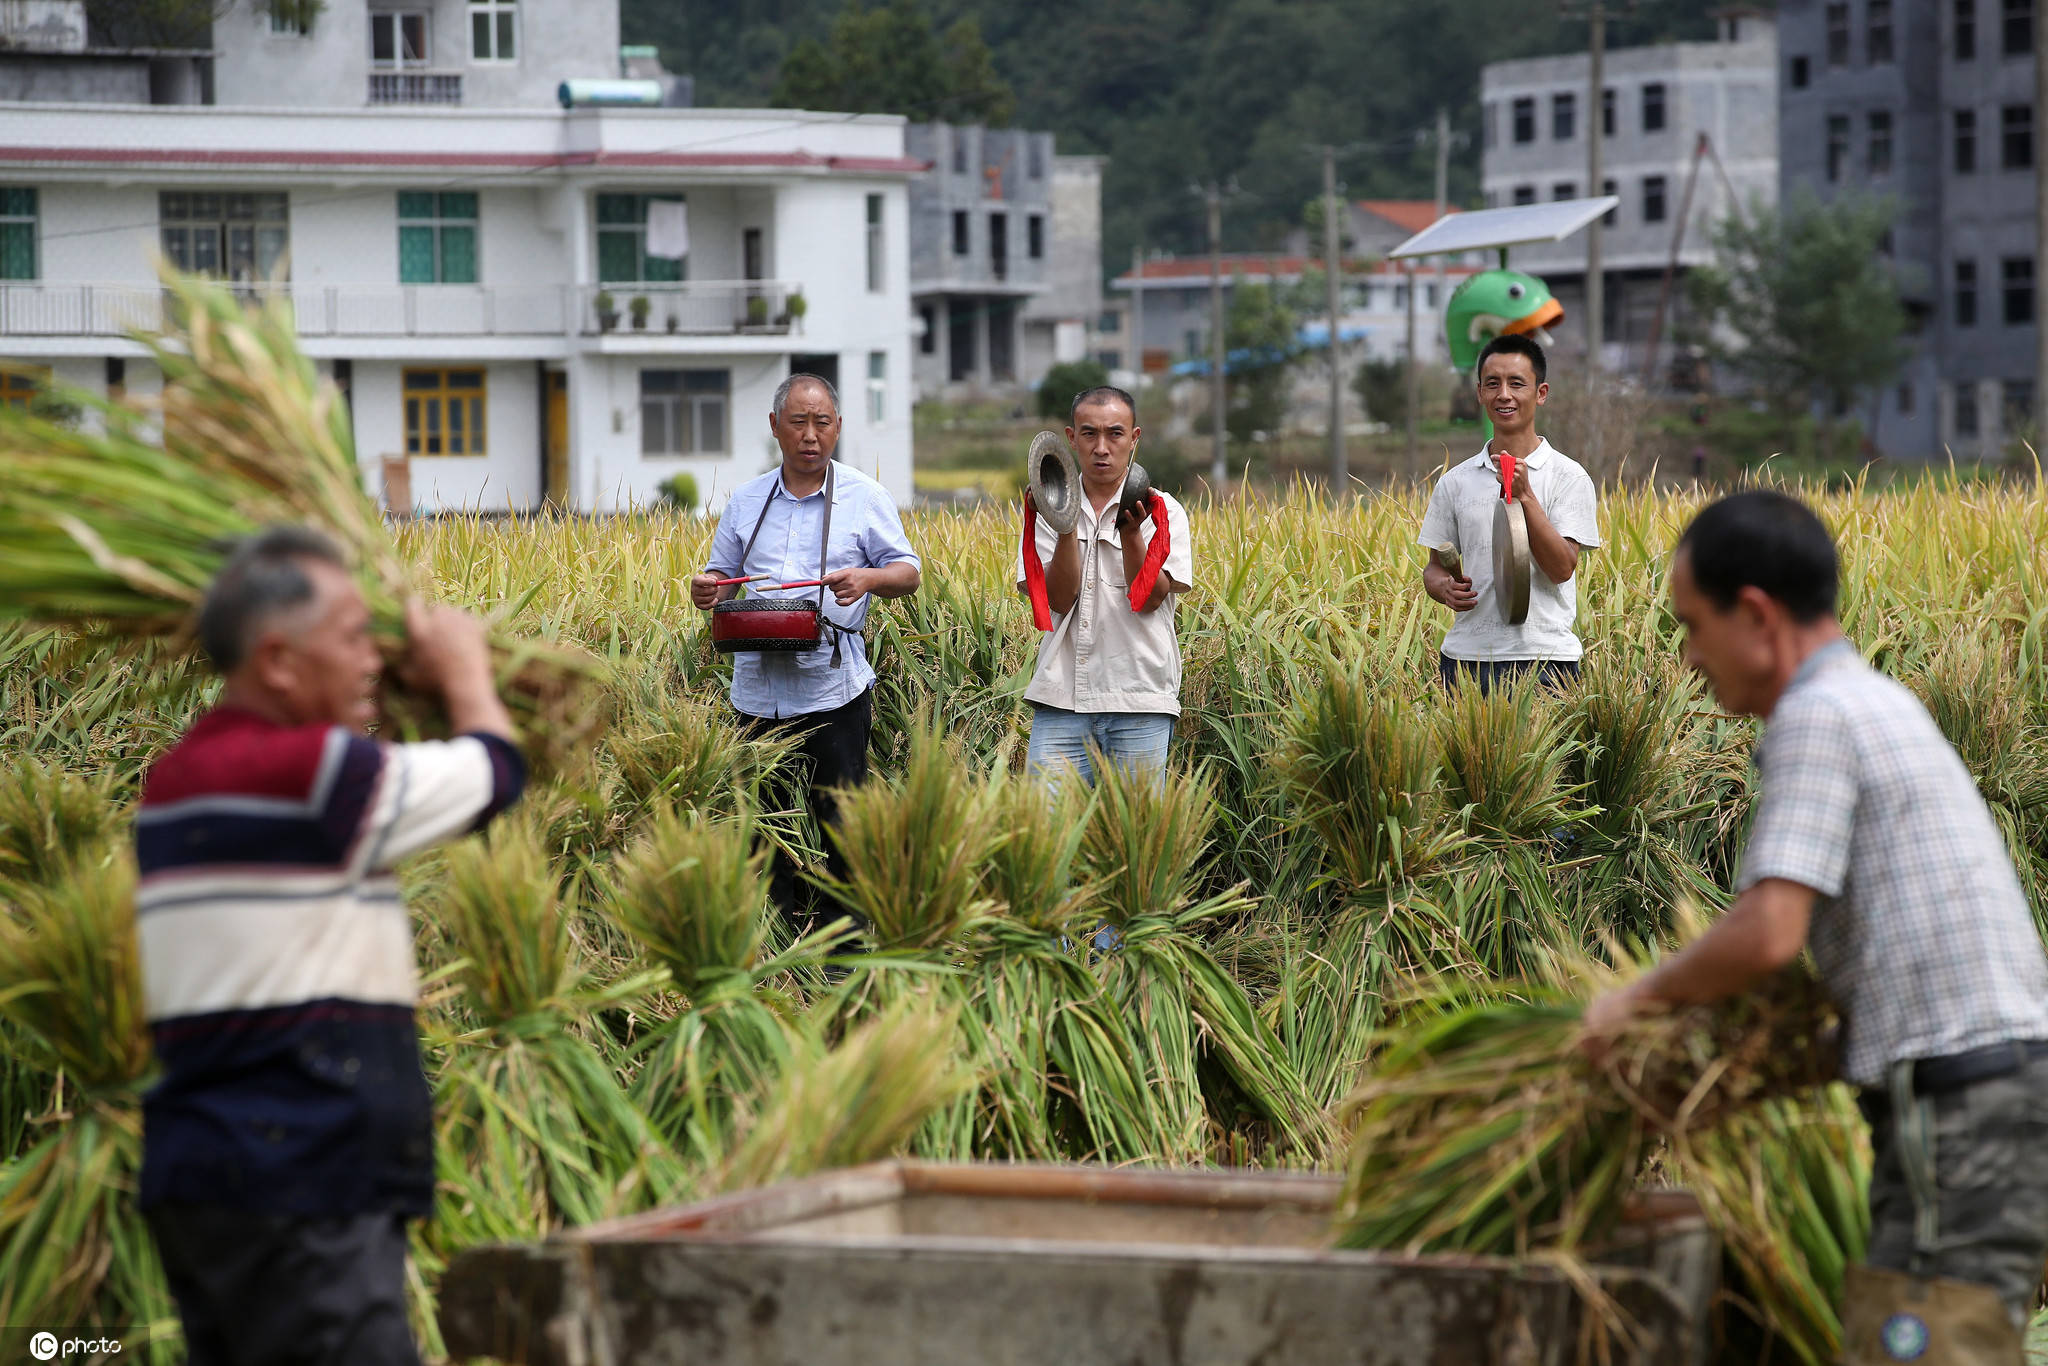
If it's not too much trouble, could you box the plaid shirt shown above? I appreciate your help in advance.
[1739,640,2048,1086]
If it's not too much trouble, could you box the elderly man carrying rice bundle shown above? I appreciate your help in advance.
[134,526,526,1366]
[1583,492,2048,1363]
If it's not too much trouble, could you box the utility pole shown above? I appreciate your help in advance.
[1585,0,1606,378]
[1404,264,1420,477]
[1205,183,1228,488]
[1130,241,1145,392]
[1409,106,1451,478]
[1432,104,1450,358]
[1323,146,1345,490]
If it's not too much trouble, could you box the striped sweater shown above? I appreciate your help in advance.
[134,707,523,1216]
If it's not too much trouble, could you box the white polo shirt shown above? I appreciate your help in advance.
[1416,438,1600,663]
[1013,491,1194,716]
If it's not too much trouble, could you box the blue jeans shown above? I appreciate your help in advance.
[1025,706,1174,787]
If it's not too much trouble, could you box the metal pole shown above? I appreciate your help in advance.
[1208,184,1228,488]
[1130,241,1144,391]
[2037,0,2047,457]
[1404,264,1420,477]
[1323,146,1345,489]
[1586,0,1605,375]
[1432,104,1450,350]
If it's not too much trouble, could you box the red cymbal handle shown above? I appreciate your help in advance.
[1501,452,1516,501]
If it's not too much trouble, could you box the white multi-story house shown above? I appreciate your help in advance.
[0,1,921,512]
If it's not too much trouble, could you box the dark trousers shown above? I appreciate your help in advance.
[741,687,873,937]
[145,1204,420,1366]
[1438,653,1581,696]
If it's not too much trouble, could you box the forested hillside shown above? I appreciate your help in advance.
[623,0,1717,269]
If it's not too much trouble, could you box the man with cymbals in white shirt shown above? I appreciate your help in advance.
[1418,332,1600,693]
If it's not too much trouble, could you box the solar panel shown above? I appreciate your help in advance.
[1386,197,1620,260]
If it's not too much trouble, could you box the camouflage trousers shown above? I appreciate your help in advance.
[1862,1053,2048,1327]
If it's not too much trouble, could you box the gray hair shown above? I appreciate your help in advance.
[196,525,349,673]
[772,371,840,419]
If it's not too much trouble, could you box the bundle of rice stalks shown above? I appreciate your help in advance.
[422,816,684,1252]
[1275,640,1467,896]
[1331,955,1838,1257]
[603,678,799,835]
[815,715,1002,950]
[0,756,124,891]
[0,849,174,1359]
[0,268,604,777]
[1082,763,1328,1161]
[716,997,976,1192]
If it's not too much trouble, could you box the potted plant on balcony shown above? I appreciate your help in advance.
[745,295,770,329]
[665,311,680,334]
[629,295,651,330]
[594,290,619,332]
[785,291,808,333]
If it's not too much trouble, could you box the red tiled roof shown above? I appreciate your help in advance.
[1114,253,1477,285]
[1355,199,1459,234]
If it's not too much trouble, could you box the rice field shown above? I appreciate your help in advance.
[4,470,2048,1363]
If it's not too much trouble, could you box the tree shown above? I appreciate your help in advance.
[1687,190,1911,436]
[1037,358,1110,420]
[1222,280,1299,441]
[770,0,1013,125]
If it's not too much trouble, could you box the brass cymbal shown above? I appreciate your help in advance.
[1493,498,1531,625]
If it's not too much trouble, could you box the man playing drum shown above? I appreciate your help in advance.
[689,373,920,933]
[1583,492,2048,1363]
[1015,385,1193,784]
[1418,333,1599,693]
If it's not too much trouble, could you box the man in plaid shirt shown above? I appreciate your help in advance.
[1583,492,2048,1357]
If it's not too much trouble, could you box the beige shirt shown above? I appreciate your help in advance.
[1013,490,1194,716]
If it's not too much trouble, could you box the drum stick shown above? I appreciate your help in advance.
[708,574,765,587]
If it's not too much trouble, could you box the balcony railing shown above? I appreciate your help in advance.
[579,281,800,337]
[368,70,463,105]
[0,280,807,341]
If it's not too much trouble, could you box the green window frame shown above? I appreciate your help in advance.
[404,368,488,456]
[596,193,684,284]
[0,188,34,281]
[398,192,478,284]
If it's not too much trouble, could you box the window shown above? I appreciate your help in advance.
[1641,83,1667,133]
[1956,383,1981,436]
[1552,181,1577,200]
[1869,110,1893,174]
[370,11,429,67]
[1095,350,1119,370]
[1513,185,1536,205]
[1482,102,1497,150]
[639,369,727,456]
[1512,97,1535,143]
[0,366,47,409]
[1601,178,1617,225]
[1552,92,1575,141]
[1957,258,1979,325]
[271,7,309,34]
[1183,329,1201,358]
[1897,380,1914,414]
[469,0,516,61]
[865,193,884,293]
[397,192,476,284]
[1868,0,1894,62]
[1027,138,1044,179]
[1097,309,1120,333]
[2003,256,2034,324]
[595,193,684,283]
[918,304,936,355]
[1827,115,1850,182]
[1790,55,1811,88]
[2003,104,2034,169]
[951,209,969,255]
[2005,0,2034,56]
[1956,109,1978,172]
[0,187,34,280]
[1957,0,1977,58]
[404,369,486,456]
[1642,175,1667,223]
[161,191,289,282]
[1028,213,1044,260]
[866,352,886,424]
[952,133,968,174]
[1601,87,1615,136]
[1826,2,1850,63]
[2004,379,2034,427]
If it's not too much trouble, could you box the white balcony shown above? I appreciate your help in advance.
[0,280,806,343]
[368,71,463,106]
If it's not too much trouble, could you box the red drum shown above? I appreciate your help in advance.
[711,597,823,653]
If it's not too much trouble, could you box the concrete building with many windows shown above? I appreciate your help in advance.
[1779,0,2041,457]
[1480,10,1779,379]
[1018,153,1106,391]
[0,3,922,511]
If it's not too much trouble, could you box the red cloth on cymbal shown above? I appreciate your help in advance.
[1127,495,1170,612]
[1022,497,1053,631]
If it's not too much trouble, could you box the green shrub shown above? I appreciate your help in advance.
[1036,358,1111,420]
[657,472,699,512]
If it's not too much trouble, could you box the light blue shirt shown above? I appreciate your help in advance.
[706,461,919,719]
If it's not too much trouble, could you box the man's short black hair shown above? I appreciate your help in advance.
[1069,385,1137,426]
[1475,332,1547,386]
[1676,491,1839,624]
[196,525,349,673]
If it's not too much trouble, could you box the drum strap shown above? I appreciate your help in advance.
[737,461,848,666]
